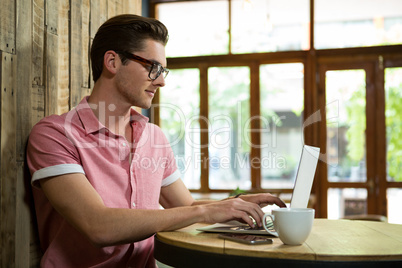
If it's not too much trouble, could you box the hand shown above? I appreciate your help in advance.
[200,197,277,228]
[237,193,287,209]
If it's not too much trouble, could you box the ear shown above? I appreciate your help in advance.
[103,50,120,76]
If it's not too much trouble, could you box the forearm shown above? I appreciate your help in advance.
[40,174,285,248]
[71,204,206,247]
[88,194,267,247]
[191,193,240,206]
[40,174,206,247]
[191,199,219,206]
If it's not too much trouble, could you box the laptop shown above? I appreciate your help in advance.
[197,145,320,236]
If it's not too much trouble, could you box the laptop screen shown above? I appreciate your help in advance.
[290,145,320,208]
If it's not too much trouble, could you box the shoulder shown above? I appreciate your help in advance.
[31,114,67,135]
[29,109,82,146]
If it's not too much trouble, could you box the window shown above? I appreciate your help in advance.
[260,63,304,189]
[231,0,310,53]
[152,0,402,222]
[156,1,229,57]
[384,67,402,182]
[208,66,251,189]
[326,70,367,183]
[315,0,402,49]
[159,69,201,189]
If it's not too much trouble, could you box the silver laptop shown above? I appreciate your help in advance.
[197,145,320,236]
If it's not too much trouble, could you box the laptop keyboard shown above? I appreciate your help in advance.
[228,219,276,232]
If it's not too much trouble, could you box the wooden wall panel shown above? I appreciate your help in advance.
[58,0,70,114]
[32,0,45,88]
[0,1,142,266]
[69,0,84,108]
[45,32,59,116]
[0,1,15,54]
[82,0,91,89]
[89,0,107,89]
[45,0,58,31]
[1,52,17,268]
[31,0,46,129]
[90,0,108,41]
[124,0,142,14]
[31,87,45,126]
[45,0,59,116]
[16,0,33,161]
[15,1,35,267]
[107,0,118,17]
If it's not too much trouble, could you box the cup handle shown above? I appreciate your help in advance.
[263,214,275,232]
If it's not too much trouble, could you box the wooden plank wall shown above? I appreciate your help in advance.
[0,0,141,267]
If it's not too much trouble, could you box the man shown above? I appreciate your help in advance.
[27,14,286,267]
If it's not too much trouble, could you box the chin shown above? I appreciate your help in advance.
[136,102,152,110]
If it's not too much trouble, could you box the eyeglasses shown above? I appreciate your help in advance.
[116,51,169,81]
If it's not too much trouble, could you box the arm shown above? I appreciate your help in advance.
[159,179,286,209]
[40,173,206,247]
[41,174,285,248]
[159,179,286,227]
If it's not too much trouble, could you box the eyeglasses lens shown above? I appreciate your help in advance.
[150,65,169,80]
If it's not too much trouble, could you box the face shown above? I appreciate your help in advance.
[114,39,167,109]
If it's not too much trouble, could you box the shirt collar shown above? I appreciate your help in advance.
[76,96,149,135]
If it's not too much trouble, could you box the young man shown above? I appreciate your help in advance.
[27,14,286,267]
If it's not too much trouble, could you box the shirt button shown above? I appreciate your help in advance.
[122,142,127,147]
[132,202,136,207]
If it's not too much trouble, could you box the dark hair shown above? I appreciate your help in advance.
[90,14,169,82]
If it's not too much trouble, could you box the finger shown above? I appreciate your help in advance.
[243,193,286,208]
[229,200,257,227]
[238,202,264,227]
[252,205,265,227]
[261,194,287,208]
[236,211,255,228]
[274,197,287,208]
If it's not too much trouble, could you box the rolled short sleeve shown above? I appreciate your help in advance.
[27,116,84,187]
[161,169,181,187]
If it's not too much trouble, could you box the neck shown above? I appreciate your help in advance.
[88,82,132,137]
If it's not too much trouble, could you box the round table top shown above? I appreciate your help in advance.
[156,219,402,264]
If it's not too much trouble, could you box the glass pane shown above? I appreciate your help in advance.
[315,0,402,49]
[260,63,304,189]
[387,188,402,224]
[159,69,201,189]
[328,188,367,219]
[208,67,250,190]
[326,70,366,182]
[385,67,402,182]
[231,0,310,53]
[156,1,229,57]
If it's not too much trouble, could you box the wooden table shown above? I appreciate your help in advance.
[155,219,402,267]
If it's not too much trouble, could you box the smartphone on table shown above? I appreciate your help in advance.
[218,234,273,245]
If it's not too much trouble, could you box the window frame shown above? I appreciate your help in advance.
[150,0,402,219]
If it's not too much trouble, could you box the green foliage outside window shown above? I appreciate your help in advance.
[345,84,366,165]
[385,81,402,182]
[345,69,402,182]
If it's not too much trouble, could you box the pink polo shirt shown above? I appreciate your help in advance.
[27,97,180,267]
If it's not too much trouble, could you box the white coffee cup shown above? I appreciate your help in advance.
[263,208,315,245]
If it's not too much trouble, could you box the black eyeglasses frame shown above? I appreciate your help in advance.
[116,51,169,81]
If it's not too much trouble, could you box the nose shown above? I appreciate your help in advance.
[152,74,166,88]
